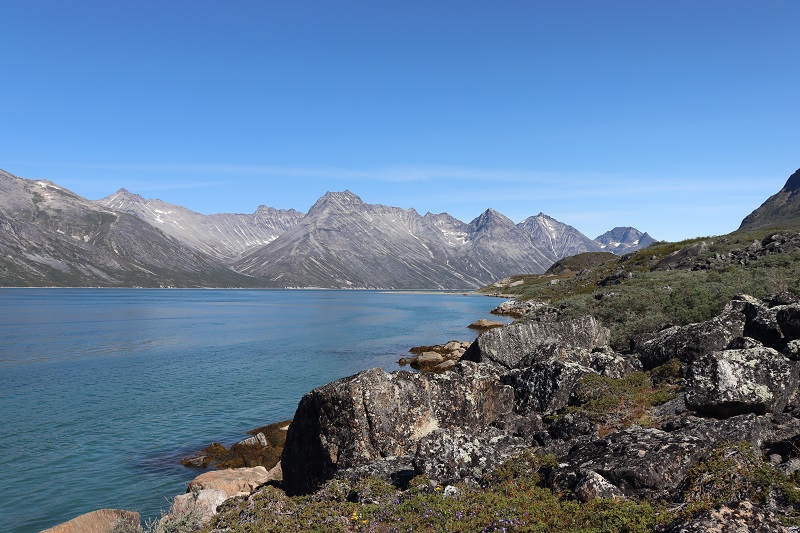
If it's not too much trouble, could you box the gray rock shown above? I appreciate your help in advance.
[502,358,597,415]
[412,427,528,486]
[461,316,610,370]
[636,306,746,370]
[573,470,625,502]
[281,362,515,494]
[686,347,799,417]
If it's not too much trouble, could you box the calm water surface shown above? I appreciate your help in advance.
[0,289,506,532]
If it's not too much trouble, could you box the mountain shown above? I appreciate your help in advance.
[0,170,259,287]
[235,192,557,289]
[594,227,656,254]
[738,168,800,231]
[97,189,304,262]
[519,213,603,258]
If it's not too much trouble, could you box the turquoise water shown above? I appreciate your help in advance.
[0,289,505,532]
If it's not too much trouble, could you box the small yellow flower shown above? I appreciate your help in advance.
[435,485,442,491]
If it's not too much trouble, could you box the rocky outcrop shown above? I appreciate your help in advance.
[461,315,610,369]
[281,362,515,494]
[168,464,282,527]
[501,359,597,415]
[490,298,545,318]
[412,427,527,486]
[636,306,746,370]
[42,509,140,533]
[402,340,472,372]
[685,347,799,417]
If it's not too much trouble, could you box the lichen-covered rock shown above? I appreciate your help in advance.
[667,500,789,532]
[461,316,610,370]
[573,470,625,502]
[636,307,746,370]
[777,304,800,342]
[171,489,228,527]
[281,362,515,494]
[685,347,799,417]
[550,426,705,500]
[490,298,545,318]
[412,427,527,486]
[502,358,597,415]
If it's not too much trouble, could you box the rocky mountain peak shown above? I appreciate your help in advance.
[782,168,800,193]
[470,208,515,232]
[307,190,366,215]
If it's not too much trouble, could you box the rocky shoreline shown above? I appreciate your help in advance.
[46,292,800,531]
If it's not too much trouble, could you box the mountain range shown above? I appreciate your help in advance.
[0,168,660,288]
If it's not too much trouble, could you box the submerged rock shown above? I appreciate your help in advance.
[42,510,140,533]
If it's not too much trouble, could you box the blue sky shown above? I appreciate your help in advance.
[2,1,798,241]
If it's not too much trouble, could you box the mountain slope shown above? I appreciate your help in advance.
[0,170,259,287]
[519,213,603,259]
[97,189,303,262]
[594,227,656,254]
[235,192,558,289]
[738,168,800,231]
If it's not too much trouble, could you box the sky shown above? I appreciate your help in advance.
[2,1,798,242]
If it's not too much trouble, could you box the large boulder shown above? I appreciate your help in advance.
[281,362,515,494]
[636,306,746,370]
[42,510,140,533]
[685,347,799,417]
[501,359,597,415]
[461,316,610,370]
[187,465,275,496]
[551,413,796,502]
[412,427,527,486]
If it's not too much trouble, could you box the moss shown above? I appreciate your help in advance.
[561,370,679,436]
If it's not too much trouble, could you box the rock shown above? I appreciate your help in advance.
[501,358,597,415]
[685,347,799,417]
[432,360,457,372]
[413,351,444,367]
[238,432,268,447]
[667,500,789,532]
[187,465,274,497]
[573,470,625,502]
[281,362,515,494]
[171,488,228,528]
[636,306,746,370]
[468,318,505,330]
[490,298,545,318]
[730,294,784,348]
[550,426,707,501]
[412,427,528,486]
[461,315,610,370]
[42,509,140,533]
[777,304,800,342]
[443,340,462,352]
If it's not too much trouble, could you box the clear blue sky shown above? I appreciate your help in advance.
[2,1,798,241]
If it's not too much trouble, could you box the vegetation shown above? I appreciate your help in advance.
[204,452,665,533]
[481,228,800,349]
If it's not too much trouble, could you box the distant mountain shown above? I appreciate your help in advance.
[594,227,656,254]
[519,213,603,258]
[0,168,658,289]
[235,191,557,289]
[97,189,303,262]
[738,168,800,231]
[0,170,259,287]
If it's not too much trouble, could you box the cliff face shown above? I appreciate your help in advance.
[0,170,258,287]
[739,168,800,231]
[96,188,304,263]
